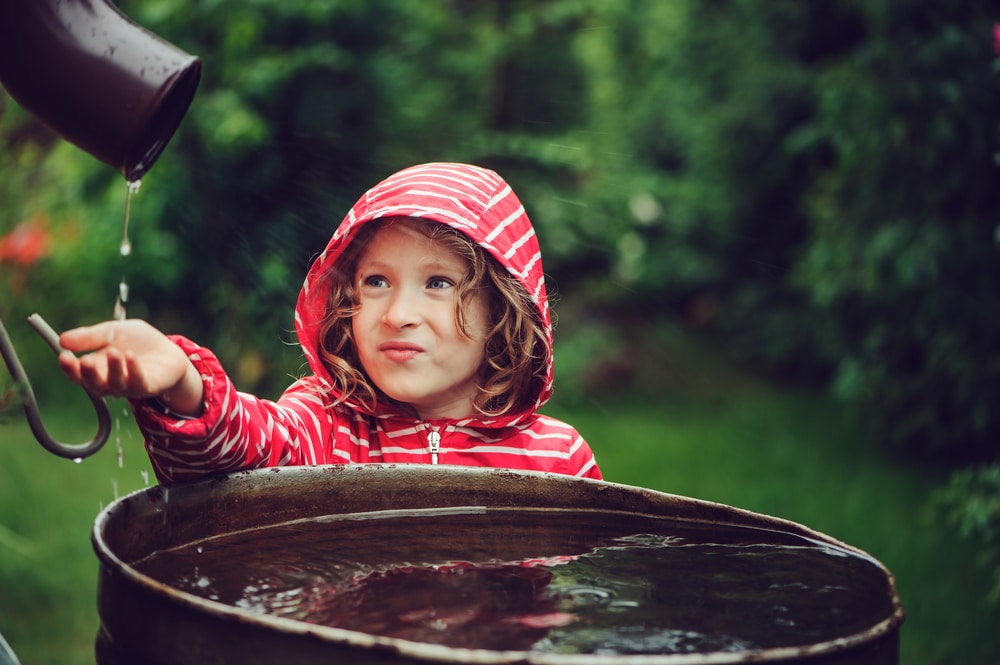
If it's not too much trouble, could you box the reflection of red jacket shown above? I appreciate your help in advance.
[134,163,601,483]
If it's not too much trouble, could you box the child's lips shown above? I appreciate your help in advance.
[378,341,424,362]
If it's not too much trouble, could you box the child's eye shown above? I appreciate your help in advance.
[362,275,389,288]
[427,276,454,290]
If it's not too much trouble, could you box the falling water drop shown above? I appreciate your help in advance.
[72,457,83,464]
[115,180,140,319]
[114,255,131,322]
[115,417,125,468]
[120,179,141,257]
[113,281,128,321]
[161,486,171,527]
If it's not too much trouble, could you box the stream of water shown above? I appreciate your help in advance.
[113,180,140,322]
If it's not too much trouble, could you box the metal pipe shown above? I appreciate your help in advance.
[0,314,110,459]
[0,631,22,665]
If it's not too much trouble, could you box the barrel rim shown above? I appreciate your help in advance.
[92,464,905,664]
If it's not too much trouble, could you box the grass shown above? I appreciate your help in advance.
[1,372,998,663]
[0,396,154,665]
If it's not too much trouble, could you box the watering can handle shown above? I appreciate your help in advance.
[0,314,110,459]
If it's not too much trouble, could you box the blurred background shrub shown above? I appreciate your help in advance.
[2,0,999,607]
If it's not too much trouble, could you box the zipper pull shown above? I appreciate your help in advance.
[428,429,441,465]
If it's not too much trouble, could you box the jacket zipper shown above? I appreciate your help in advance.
[428,429,441,465]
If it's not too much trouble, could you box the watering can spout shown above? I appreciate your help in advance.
[0,0,201,181]
[0,314,110,460]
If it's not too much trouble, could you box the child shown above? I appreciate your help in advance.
[58,162,602,483]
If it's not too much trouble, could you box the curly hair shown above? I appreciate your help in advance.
[316,217,549,417]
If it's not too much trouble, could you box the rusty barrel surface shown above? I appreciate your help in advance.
[92,465,904,664]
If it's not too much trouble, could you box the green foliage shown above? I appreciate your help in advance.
[936,464,1000,605]
[2,0,998,451]
[794,3,1000,462]
[0,404,153,665]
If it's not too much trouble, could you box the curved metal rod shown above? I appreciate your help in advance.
[0,313,110,459]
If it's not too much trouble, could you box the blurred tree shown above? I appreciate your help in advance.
[795,1,1000,462]
[2,0,998,465]
[937,463,1000,605]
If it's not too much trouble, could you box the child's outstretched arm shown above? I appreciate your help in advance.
[58,319,204,417]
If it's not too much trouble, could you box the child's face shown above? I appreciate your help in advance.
[352,221,488,420]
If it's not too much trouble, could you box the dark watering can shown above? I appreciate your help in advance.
[0,0,201,181]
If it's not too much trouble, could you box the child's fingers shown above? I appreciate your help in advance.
[122,351,162,397]
[104,347,130,396]
[57,350,82,383]
[57,320,173,398]
[77,352,111,394]
[59,322,118,354]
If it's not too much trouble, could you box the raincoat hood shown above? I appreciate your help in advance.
[295,162,554,423]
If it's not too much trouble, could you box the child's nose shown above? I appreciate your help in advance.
[383,289,421,328]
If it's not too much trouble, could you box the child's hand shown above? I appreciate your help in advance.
[58,319,204,416]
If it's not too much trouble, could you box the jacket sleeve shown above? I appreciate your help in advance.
[131,335,338,483]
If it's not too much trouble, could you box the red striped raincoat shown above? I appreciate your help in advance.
[134,163,601,483]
